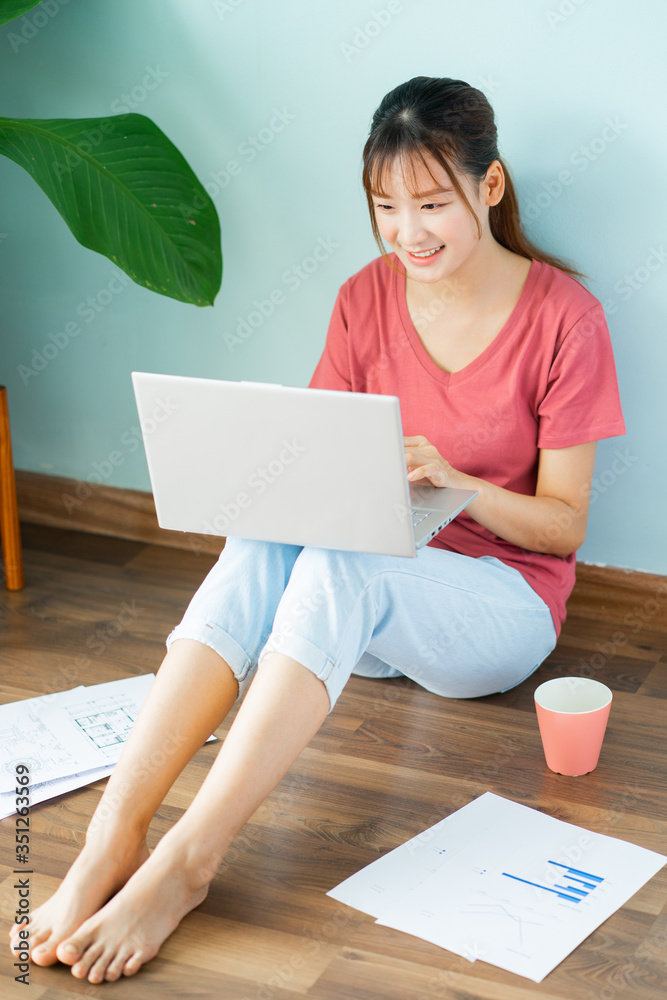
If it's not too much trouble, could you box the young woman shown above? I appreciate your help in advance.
[10,76,625,983]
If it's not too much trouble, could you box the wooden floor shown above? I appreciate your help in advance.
[1,524,666,1000]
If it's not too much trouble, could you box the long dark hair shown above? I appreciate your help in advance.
[362,77,586,281]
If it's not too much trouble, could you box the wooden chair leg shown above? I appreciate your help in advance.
[0,386,25,590]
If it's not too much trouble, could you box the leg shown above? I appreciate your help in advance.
[10,537,302,970]
[260,546,557,705]
[356,551,558,699]
[10,639,239,966]
[48,544,552,982]
[54,654,330,983]
[10,539,300,965]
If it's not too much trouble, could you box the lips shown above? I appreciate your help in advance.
[405,245,445,266]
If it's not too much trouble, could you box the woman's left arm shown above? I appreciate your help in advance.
[404,437,597,557]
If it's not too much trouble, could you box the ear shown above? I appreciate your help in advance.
[482,159,505,207]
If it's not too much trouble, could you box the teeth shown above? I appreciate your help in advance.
[411,246,442,257]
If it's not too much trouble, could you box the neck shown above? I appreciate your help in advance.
[406,238,516,312]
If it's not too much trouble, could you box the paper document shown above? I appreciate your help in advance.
[0,675,155,794]
[328,792,666,982]
[0,765,115,821]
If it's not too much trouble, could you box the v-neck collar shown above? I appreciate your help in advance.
[394,256,540,386]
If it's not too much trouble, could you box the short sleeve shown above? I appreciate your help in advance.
[537,303,626,449]
[308,283,352,391]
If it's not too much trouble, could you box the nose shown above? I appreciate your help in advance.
[396,209,429,249]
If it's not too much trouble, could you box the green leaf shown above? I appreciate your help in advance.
[0,1,43,27]
[0,114,222,306]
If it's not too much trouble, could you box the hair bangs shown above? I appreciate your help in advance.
[363,131,482,262]
[361,77,586,280]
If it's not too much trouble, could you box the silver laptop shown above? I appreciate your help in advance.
[131,372,477,558]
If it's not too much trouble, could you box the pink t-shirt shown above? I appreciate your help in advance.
[309,253,626,634]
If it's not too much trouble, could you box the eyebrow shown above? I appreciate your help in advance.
[371,186,454,198]
[413,186,454,197]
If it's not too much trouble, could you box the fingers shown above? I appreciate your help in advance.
[404,436,452,487]
[407,463,448,487]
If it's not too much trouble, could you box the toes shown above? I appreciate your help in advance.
[10,920,60,967]
[104,947,133,982]
[56,935,87,967]
[30,941,60,966]
[27,927,48,949]
[70,942,104,980]
[10,921,31,945]
[122,952,144,977]
[86,949,115,984]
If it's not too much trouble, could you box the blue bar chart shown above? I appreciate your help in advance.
[329,792,667,982]
[502,861,604,903]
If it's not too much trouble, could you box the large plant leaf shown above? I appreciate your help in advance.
[0,114,222,306]
[0,1,43,27]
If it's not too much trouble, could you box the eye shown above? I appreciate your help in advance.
[373,202,394,212]
[422,202,449,211]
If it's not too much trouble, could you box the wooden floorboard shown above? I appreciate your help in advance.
[1,522,666,999]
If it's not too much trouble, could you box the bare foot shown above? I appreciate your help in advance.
[8,834,149,967]
[54,830,213,982]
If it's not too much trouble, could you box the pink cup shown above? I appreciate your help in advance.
[534,677,613,776]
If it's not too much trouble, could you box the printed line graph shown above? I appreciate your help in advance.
[502,861,605,904]
[463,901,543,946]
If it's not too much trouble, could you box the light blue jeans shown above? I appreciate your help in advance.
[166,537,557,712]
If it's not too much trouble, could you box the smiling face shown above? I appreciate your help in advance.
[370,153,502,286]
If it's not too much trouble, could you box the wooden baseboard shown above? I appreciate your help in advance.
[15,469,225,557]
[14,470,665,593]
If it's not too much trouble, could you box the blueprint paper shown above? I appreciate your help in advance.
[0,674,218,815]
[0,674,155,793]
[329,792,667,982]
[0,764,115,820]
[0,686,88,793]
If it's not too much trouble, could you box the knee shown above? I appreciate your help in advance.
[293,548,398,607]
[220,536,302,569]
[291,546,352,594]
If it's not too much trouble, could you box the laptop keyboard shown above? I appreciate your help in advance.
[411,508,431,527]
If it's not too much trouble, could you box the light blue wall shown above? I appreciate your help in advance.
[1,0,665,573]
